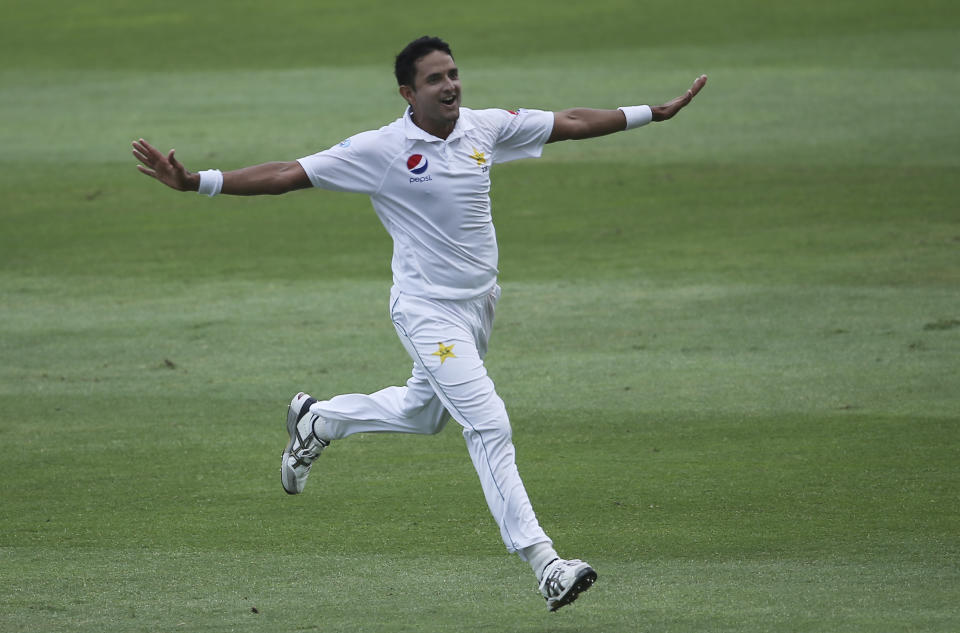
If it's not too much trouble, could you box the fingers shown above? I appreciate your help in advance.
[132,138,163,161]
[677,74,707,112]
[167,148,183,171]
[136,164,157,178]
[132,138,172,181]
[654,75,707,121]
[132,147,153,165]
[689,74,707,98]
[132,139,161,166]
[674,75,707,105]
[132,143,154,176]
[132,138,183,181]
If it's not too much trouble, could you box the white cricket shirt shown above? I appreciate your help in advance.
[297,106,554,299]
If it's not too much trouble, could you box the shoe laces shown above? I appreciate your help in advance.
[291,414,329,466]
[540,559,566,597]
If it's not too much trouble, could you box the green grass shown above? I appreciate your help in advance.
[2,1,959,631]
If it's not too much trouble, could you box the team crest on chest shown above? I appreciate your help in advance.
[469,148,489,173]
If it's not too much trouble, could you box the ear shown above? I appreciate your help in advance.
[399,85,416,107]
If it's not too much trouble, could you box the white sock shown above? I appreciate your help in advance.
[306,405,332,442]
[519,542,559,581]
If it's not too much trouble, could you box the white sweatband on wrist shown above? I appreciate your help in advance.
[618,105,653,130]
[197,169,223,197]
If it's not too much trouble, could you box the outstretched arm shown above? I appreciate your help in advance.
[547,74,707,143]
[132,138,311,195]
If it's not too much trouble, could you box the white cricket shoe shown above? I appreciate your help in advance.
[538,558,597,612]
[280,392,330,495]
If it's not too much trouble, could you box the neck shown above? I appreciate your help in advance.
[410,109,455,140]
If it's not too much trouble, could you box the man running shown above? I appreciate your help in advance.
[132,35,706,611]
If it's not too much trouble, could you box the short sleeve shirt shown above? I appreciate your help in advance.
[297,107,554,299]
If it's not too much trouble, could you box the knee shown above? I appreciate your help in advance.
[425,411,451,435]
[399,392,449,435]
[440,377,512,438]
[463,408,512,441]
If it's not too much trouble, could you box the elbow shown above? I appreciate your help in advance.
[550,116,585,143]
[553,113,596,142]
[564,115,592,141]
[550,108,624,143]
[268,162,307,195]
[266,182,289,196]
[569,121,594,140]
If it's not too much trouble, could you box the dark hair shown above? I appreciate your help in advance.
[394,36,453,87]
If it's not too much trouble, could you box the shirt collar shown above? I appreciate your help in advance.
[403,106,474,142]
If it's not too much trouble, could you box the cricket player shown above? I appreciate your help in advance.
[132,36,706,612]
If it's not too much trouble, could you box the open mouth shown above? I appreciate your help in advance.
[441,95,457,106]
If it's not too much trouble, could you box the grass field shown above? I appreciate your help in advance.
[2,1,959,631]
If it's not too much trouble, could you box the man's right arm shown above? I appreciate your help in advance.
[132,138,312,196]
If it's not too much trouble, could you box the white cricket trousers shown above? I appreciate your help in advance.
[310,284,551,553]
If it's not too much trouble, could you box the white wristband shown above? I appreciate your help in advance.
[197,169,223,197]
[618,105,653,130]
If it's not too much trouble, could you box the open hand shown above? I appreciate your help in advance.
[132,138,198,191]
[652,75,708,122]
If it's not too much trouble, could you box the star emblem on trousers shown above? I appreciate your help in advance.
[432,342,456,364]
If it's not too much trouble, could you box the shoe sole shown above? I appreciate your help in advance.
[281,393,316,495]
[548,567,597,612]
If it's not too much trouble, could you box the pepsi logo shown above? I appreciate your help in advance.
[407,154,429,175]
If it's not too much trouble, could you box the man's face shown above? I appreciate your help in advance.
[400,50,461,137]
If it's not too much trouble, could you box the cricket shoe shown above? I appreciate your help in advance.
[538,558,597,612]
[280,392,330,495]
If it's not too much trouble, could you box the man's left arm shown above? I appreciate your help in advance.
[547,75,707,143]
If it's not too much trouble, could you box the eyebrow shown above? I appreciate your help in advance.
[425,66,458,80]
